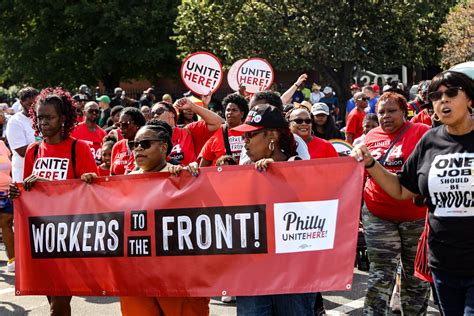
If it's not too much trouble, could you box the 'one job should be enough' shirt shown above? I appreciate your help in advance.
[399,126,474,276]
[24,137,97,181]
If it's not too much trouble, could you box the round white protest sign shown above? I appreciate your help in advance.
[227,59,247,91]
[180,52,223,96]
[237,58,274,94]
[329,139,353,157]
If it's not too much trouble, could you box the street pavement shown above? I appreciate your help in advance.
[0,243,440,315]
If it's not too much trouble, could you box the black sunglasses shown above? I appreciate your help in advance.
[117,121,133,129]
[291,118,312,125]
[357,97,370,101]
[243,129,265,140]
[129,139,163,150]
[151,107,169,116]
[428,86,463,102]
[87,109,100,114]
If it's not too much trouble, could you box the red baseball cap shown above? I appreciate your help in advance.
[371,84,380,92]
[350,84,360,90]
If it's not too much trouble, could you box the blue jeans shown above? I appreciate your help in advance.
[432,269,474,315]
[237,293,316,316]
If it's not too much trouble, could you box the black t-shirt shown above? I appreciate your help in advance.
[398,125,474,276]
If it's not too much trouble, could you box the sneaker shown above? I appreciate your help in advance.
[6,258,15,273]
[221,296,236,303]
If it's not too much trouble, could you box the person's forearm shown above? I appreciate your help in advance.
[191,103,223,132]
[366,160,414,200]
[281,83,299,104]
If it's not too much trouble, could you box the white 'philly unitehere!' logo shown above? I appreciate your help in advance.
[274,200,338,254]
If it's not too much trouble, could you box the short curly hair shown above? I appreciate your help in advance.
[31,87,77,138]
[222,93,249,119]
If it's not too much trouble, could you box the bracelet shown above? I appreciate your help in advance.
[293,83,300,88]
[365,159,376,169]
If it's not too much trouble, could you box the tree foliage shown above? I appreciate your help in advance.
[174,0,456,101]
[0,0,180,91]
[439,0,474,69]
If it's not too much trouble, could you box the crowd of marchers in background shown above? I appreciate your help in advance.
[1,69,473,316]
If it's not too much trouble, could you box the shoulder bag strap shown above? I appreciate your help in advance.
[222,124,232,156]
[380,123,412,166]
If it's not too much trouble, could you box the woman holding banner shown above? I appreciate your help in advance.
[8,87,97,316]
[232,103,316,315]
[356,92,431,315]
[352,70,474,315]
[118,118,208,315]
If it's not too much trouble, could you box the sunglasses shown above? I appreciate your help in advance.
[151,107,169,116]
[87,109,100,114]
[290,118,312,125]
[129,139,163,150]
[428,86,463,102]
[243,129,265,140]
[357,97,370,101]
[117,121,133,129]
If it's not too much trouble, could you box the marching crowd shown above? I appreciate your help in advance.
[0,68,473,316]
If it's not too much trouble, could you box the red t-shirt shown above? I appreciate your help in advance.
[71,122,107,164]
[364,122,429,221]
[23,137,97,180]
[110,139,135,175]
[186,120,213,156]
[169,127,197,166]
[200,125,245,165]
[346,108,365,140]
[108,128,123,141]
[411,109,432,126]
[306,137,339,159]
[96,165,111,177]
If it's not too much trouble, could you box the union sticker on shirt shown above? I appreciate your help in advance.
[428,153,474,217]
[229,135,244,153]
[33,158,69,181]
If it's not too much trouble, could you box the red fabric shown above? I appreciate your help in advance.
[108,128,123,141]
[364,123,429,221]
[14,158,364,296]
[407,99,423,119]
[200,125,244,165]
[120,297,210,316]
[71,122,107,163]
[411,109,432,126]
[110,139,135,175]
[96,166,111,177]
[307,137,339,159]
[186,120,213,155]
[76,116,85,123]
[345,109,365,140]
[170,127,197,166]
[23,137,97,180]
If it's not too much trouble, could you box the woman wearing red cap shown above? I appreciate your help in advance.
[233,103,316,315]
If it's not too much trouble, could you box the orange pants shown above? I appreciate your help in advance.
[120,296,210,316]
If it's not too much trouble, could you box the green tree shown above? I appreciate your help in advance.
[174,0,455,105]
[439,0,474,69]
[0,0,179,91]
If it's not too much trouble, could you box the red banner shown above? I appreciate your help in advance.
[15,158,364,297]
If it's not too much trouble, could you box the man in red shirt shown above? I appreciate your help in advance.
[346,92,368,144]
[71,101,107,164]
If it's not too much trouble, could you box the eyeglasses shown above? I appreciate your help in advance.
[428,86,463,102]
[117,121,133,129]
[87,109,100,114]
[243,129,265,140]
[129,139,163,150]
[290,118,312,125]
[151,107,169,116]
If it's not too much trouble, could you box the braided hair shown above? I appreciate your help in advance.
[141,119,173,155]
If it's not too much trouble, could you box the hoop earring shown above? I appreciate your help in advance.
[268,140,275,153]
